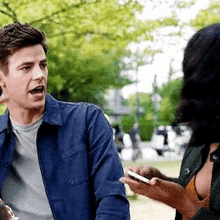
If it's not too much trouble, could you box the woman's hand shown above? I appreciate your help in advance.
[124,165,171,181]
[120,166,200,218]
[0,199,17,220]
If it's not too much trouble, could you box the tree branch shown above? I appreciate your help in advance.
[0,1,18,21]
[0,9,13,19]
[47,30,108,39]
[2,2,18,21]
[30,0,101,25]
[29,7,70,25]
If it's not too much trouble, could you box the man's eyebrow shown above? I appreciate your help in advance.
[40,59,48,63]
[17,59,48,68]
[17,62,34,69]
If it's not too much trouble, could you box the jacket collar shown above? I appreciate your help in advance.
[0,112,9,133]
[0,94,63,133]
[210,146,220,163]
[191,144,220,163]
[43,94,63,126]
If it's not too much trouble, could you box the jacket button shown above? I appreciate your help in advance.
[69,179,75,185]
[212,154,219,161]
[2,162,10,168]
[184,168,190,175]
[62,154,67,160]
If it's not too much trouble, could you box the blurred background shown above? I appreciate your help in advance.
[0,0,219,218]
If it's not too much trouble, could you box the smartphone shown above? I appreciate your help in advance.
[127,170,150,184]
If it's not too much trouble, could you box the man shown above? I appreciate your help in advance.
[0,22,129,220]
[129,123,142,161]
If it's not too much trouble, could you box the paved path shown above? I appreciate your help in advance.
[122,143,182,220]
[129,195,176,220]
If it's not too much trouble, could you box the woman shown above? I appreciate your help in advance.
[120,23,220,219]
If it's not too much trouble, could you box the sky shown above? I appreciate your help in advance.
[121,0,210,98]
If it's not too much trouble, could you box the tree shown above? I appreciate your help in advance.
[128,92,154,115]
[47,46,132,105]
[158,77,183,125]
[123,77,183,140]
[120,0,209,139]
[191,1,220,30]
[0,0,178,108]
[124,92,154,141]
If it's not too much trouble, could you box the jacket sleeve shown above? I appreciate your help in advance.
[192,207,220,219]
[175,145,220,219]
[86,105,130,220]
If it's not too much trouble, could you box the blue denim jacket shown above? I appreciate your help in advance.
[0,94,130,220]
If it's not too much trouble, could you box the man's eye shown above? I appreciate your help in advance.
[21,66,31,71]
[41,63,47,68]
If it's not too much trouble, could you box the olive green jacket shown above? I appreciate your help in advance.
[175,144,220,219]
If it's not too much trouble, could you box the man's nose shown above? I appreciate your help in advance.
[33,69,45,80]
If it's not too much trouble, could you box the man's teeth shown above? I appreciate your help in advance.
[30,88,43,94]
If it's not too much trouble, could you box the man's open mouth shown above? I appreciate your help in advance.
[30,86,44,95]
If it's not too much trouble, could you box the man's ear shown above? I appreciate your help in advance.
[0,69,7,104]
[0,68,5,84]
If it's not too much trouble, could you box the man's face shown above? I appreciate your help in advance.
[2,44,48,112]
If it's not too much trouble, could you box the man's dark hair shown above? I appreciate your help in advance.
[175,23,220,146]
[0,21,48,74]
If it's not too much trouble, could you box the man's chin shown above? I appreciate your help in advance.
[29,99,46,112]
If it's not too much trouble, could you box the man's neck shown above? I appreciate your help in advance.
[8,107,45,125]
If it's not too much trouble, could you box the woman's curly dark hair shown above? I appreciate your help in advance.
[175,23,220,146]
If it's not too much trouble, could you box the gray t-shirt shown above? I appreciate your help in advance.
[1,116,54,220]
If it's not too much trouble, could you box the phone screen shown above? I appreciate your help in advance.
[127,170,150,184]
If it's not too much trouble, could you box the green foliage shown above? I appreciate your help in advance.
[120,114,135,134]
[191,3,220,29]
[120,114,154,141]
[47,46,132,104]
[125,92,155,141]
[122,78,182,141]
[0,104,7,115]
[158,78,183,124]
[0,0,179,107]
[158,97,174,124]
[176,0,196,9]
[139,117,154,141]
[128,92,154,114]
[110,121,120,129]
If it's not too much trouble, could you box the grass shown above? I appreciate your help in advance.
[122,159,182,220]
[122,159,182,177]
